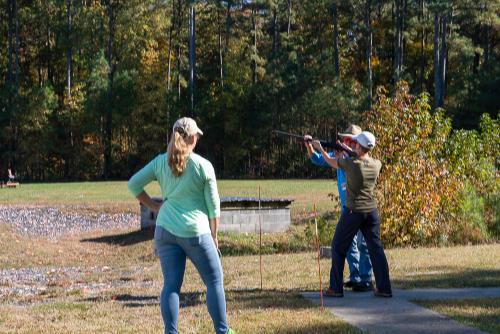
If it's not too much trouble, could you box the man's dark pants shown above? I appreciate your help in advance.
[330,208,392,294]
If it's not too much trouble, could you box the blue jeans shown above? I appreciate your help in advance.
[346,230,373,283]
[154,226,229,334]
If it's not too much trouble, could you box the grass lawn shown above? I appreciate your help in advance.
[1,180,499,333]
[415,298,500,334]
[1,220,500,333]
[0,180,338,217]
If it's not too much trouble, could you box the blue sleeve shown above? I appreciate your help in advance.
[336,169,347,207]
[310,151,335,168]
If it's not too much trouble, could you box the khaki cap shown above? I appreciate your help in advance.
[173,117,203,137]
[338,124,362,138]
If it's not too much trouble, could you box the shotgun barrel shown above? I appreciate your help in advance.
[273,130,356,157]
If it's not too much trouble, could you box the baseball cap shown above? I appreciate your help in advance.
[338,124,362,138]
[173,117,203,136]
[352,131,376,149]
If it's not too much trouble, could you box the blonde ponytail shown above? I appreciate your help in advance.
[167,129,190,176]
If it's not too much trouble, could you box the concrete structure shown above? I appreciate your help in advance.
[140,197,293,233]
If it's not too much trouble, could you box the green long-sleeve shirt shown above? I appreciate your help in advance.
[128,153,220,238]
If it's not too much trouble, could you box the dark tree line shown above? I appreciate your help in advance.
[0,0,498,180]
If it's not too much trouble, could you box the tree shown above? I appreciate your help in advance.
[104,0,114,179]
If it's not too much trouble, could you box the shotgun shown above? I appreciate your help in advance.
[273,130,357,157]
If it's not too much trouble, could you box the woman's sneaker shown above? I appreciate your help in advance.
[227,328,236,334]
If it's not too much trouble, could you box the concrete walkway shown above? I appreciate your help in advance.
[303,287,500,334]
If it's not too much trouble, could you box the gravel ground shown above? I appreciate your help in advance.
[0,205,139,239]
[0,206,157,305]
[0,266,158,301]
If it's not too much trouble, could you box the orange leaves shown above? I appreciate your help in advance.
[363,82,464,247]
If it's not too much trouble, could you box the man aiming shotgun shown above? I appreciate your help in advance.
[312,130,392,298]
[302,125,374,293]
[275,126,374,292]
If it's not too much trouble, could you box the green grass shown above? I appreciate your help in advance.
[416,298,500,334]
[0,180,338,216]
[1,220,500,333]
[1,181,500,333]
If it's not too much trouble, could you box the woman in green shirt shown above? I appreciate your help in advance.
[128,117,234,334]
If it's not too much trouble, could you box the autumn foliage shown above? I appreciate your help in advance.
[364,82,498,246]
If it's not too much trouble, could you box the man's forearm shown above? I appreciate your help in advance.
[320,148,339,169]
[305,143,315,158]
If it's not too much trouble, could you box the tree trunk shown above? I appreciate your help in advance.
[394,0,403,81]
[394,0,400,80]
[438,15,446,108]
[188,5,196,115]
[66,0,72,98]
[166,0,174,91]
[7,0,13,85]
[332,3,340,77]
[104,0,114,179]
[176,0,183,100]
[14,0,20,86]
[252,7,257,84]
[401,0,407,73]
[272,8,278,57]
[484,25,490,70]
[420,0,425,91]
[225,1,231,52]
[473,24,480,74]
[217,6,224,87]
[365,0,372,108]
[287,0,292,36]
[433,13,440,108]
[47,18,53,84]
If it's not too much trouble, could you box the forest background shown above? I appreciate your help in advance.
[0,0,498,245]
[1,0,498,180]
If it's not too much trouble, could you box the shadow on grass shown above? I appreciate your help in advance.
[78,289,317,311]
[393,269,500,289]
[80,227,154,246]
[279,323,363,334]
[278,323,362,334]
[225,288,315,310]
[80,291,205,308]
[416,298,500,334]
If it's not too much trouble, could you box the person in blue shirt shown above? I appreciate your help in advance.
[304,124,373,293]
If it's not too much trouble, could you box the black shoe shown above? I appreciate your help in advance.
[343,281,356,288]
[373,288,392,298]
[352,282,374,292]
[323,288,344,298]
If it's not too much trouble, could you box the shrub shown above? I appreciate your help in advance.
[445,114,499,239]
[364,83,464,246]
[218,225,312,256]
[450,182,488,244]
[363,82,499,246]
[304,215,336,247]
[484,193,500,238]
